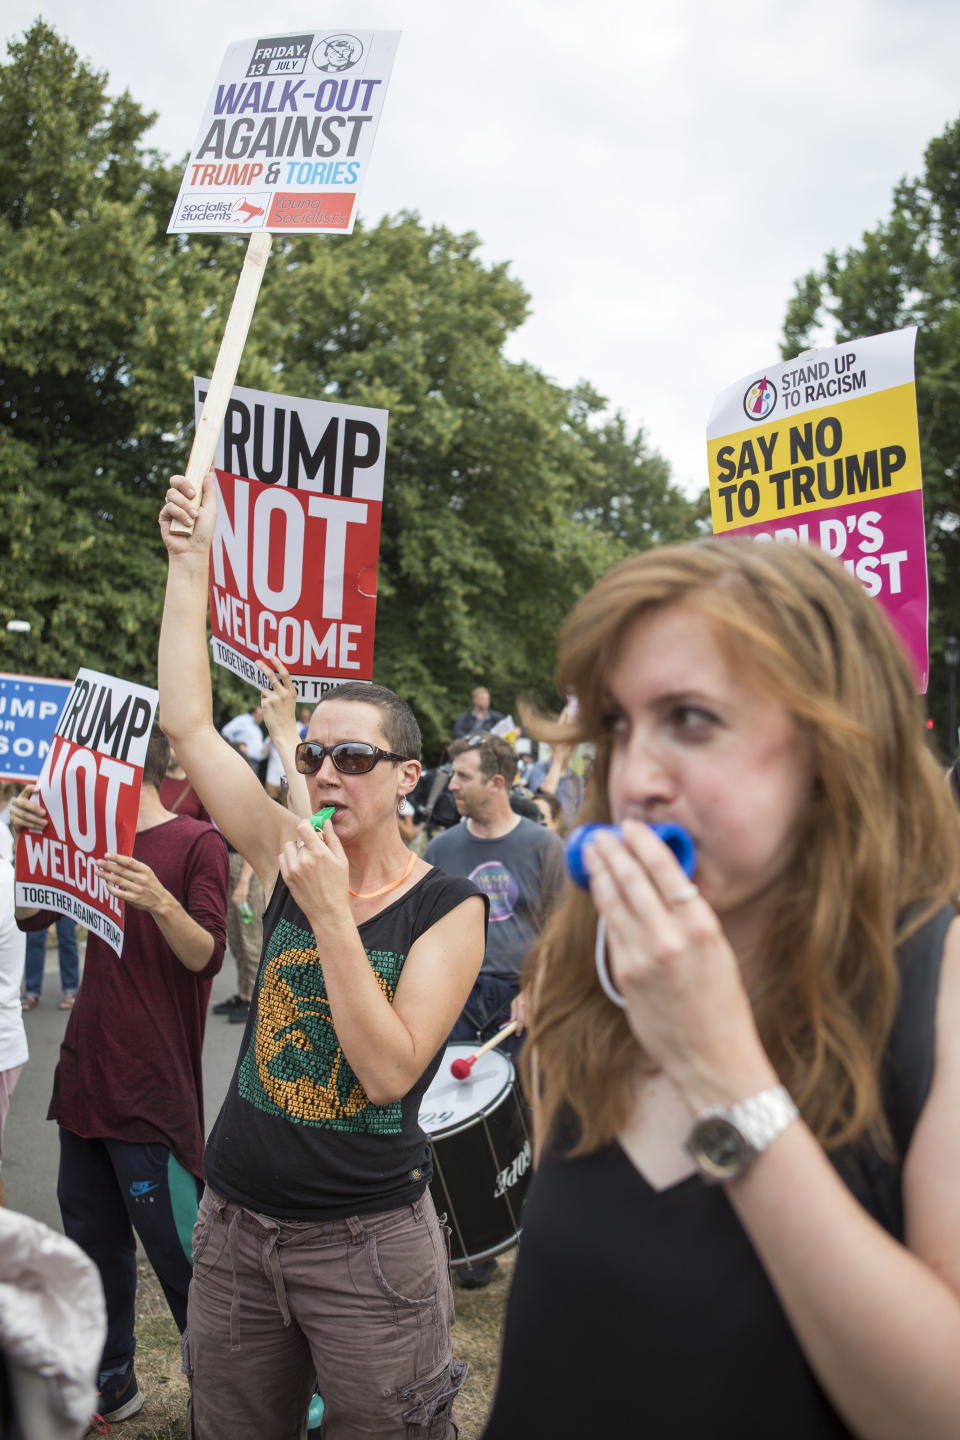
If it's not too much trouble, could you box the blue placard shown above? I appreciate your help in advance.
[0,672,73,783]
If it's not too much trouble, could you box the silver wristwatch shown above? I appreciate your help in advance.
[686,1085,798,1184]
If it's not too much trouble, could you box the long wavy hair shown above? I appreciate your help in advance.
[523,539,960,1158]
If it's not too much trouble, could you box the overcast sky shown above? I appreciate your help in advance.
[8,0,960,494]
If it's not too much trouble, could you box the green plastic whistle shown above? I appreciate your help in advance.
[310,806,336,830]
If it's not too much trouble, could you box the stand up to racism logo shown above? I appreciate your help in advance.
[743,376,777,422]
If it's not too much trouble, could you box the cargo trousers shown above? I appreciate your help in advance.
[184,1185,466,1439]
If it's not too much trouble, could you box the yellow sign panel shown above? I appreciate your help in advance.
[707,384,921,534]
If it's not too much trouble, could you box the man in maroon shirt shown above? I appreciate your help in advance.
[11,724,228,1429]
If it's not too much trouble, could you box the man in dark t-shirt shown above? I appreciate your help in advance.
[11,724,228,1429]
[451,685,504,740]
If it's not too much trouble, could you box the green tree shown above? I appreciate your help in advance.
[782,116,960,749]
[572,398,705,550]
[0,20,239,693]
[0,21,696,752]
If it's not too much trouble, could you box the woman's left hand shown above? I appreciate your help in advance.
[585,820,776,1109]
[278,817,352,932]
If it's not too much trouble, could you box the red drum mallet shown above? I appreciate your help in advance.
[450,1022,519,1080]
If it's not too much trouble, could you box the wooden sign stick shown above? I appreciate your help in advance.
[169,229,274,535]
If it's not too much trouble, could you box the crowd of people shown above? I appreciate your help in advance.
[2,474,960,1440]
[0,471,574,1435]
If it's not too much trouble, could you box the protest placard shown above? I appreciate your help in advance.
[706,327,928,688]
[15,669,158,957]
[168,28,400,236]
[196,378,387,701]
[165,29,400,540]
[0,673,72,783]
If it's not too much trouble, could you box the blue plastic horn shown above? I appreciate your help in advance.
[565,822,696,889]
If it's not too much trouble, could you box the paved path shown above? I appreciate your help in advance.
[4,945,244,1231]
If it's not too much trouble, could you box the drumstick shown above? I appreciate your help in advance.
[450,1022,519,1080]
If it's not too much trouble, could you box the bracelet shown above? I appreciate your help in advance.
[594,917,627,1008]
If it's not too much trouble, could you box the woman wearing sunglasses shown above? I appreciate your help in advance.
[158,472,486,1440]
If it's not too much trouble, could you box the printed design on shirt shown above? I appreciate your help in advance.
[468,861,519,923]
[238,915,405,1132]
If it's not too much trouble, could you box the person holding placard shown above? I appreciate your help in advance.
[483,538,960,1440]
[158,471,487,1440]
[11,723,228,1431]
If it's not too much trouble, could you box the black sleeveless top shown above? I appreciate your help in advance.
[205,866,482,1220]
[482,905,954,1440]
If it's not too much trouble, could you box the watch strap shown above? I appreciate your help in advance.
[705,1084,798,1150]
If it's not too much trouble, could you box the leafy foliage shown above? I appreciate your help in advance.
[782,118,960,745]
[0,22,695,752]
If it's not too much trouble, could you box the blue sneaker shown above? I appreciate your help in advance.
[91,1363,144,1430]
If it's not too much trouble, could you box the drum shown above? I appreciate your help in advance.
[419,1044,531,1265]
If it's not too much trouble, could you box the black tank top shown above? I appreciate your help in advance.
[482,905,953,1440]
[205,866,481,1220]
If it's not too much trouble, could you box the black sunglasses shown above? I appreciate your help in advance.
[294,741,413,776]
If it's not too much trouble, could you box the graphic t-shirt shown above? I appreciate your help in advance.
[204,867,483,1220]
[424,818,565,978]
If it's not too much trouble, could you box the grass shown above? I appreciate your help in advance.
[117,1253,512,1438]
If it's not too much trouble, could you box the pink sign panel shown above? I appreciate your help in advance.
[724,489,928,690]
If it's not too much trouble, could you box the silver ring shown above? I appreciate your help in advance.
[668,882,699,908]
[296,839,305,851]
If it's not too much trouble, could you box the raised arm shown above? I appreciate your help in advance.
[158,472,296,891]
[537,742,572,798]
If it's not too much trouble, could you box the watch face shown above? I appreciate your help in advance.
[690,1116,752,1182]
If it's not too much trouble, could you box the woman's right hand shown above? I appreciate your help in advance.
[159,471,218,557]
[585,821,775,1111]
